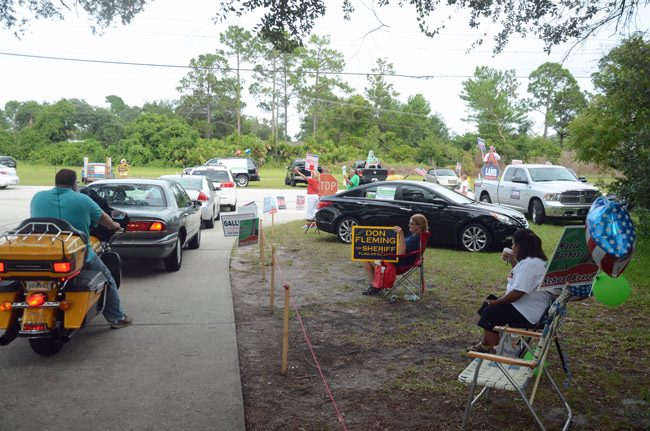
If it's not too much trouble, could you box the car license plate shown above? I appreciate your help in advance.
[24,281,51,291]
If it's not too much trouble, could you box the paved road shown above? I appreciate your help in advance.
[0,185,310,430]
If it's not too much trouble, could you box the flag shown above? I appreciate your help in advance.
[414,167,427,177]
[477,137,486,156]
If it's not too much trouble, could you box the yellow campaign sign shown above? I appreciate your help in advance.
[351,226,399,262]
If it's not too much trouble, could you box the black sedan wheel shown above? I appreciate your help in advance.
[336,217,359,243]
[460,224,491,252]
[164,238,183,271]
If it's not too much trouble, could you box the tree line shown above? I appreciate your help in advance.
[0,30,647,226]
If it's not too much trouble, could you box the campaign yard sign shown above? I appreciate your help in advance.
[221,213,255,237]
[277,196,287,209]
[296,195,305,210]
[263,196,278,214]
[305,152,319,172]
[375,186,396,200]
[238,217,259,247]
[351,226,399,262]
[540,225,599,295]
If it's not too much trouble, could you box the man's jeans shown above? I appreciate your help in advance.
[85,254,124,323]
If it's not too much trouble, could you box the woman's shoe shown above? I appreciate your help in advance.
[467,342,495,354]
[362,285,381,296]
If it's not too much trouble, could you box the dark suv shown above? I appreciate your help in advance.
[284,159,323,187]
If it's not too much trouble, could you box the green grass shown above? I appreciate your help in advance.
[15,162,299,189]
[253,219,650,429]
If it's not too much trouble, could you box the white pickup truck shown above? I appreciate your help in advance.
[473,164,600,225]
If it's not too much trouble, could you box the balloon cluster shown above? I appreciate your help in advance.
[586,196,635,307]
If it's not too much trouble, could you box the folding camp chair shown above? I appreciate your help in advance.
[304,220,319,234]
[381,231,431,302]
[457,284,577,431]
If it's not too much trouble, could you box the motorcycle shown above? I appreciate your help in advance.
[0,210,127,356]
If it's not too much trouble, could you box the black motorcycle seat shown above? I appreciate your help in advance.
[16,217,88,245]
[69,269,107,292]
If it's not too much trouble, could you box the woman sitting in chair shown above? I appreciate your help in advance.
[469,228,552,353]
[362,214,429,296]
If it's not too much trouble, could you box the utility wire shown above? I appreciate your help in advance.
[0,51,593,79]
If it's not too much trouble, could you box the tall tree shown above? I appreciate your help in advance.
[34,100,76,143]
[105,95,141,122]
[220,26,260,135]
[364,58,400,133]
[569,34,650,222]
[460,66,528,144]
[528,62,586,142]
[297,34,350,141]
[217,1,648,53]
[176,53,236,139]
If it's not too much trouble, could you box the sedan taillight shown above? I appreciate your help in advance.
[127,221,167,232]
[197,192,209,201]
[221,182,235,188]
[317,201,334,209]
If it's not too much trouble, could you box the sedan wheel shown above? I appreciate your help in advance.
[460,224,491,252]
[164,238,183,271]
[336,217,359,243]
[187,228,201,249]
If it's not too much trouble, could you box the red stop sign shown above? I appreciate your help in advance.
[318,173,339,197]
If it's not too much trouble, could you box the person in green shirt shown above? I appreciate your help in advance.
[344,168,360,190]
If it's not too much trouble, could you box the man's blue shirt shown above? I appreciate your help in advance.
[30,187,103,261]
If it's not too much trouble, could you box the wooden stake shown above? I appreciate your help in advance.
[269,246,276,314]
[281,283,290,375]
[260,220,266,281]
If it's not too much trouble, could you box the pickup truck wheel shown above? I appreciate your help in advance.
[284,177,290,185]
[480,193,492,203]
[530,199,546,225]
[336,217,359,244]
[290,178,296,187]
[459,224,491,252]
[235,174,249,188]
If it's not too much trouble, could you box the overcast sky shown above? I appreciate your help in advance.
[1,0,648,137]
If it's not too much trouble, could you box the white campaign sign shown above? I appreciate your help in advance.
[221,213,256,237]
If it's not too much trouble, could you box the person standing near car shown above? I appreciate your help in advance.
[30,169,133,329]
[293,167,320,227]
[344,168,360,190]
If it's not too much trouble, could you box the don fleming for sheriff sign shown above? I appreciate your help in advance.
[351,226,399,262]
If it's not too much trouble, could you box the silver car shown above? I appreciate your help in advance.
[87,179,202,271]
[160,174,220,228]
[424,168,459,189]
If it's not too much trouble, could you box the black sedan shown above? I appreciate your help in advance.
[87,179,203,271]
[315,180,529,252]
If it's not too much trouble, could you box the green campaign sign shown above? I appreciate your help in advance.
[351,226,399,262]
[238,217,259,247]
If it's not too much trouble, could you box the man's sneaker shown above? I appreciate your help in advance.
[110,315,133,329]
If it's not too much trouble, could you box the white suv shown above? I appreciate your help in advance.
[188,166,238,211]
[204,157,259,187]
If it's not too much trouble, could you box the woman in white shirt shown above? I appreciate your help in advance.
[469,229,552,353]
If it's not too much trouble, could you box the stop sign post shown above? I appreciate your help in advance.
[318,173,339,197]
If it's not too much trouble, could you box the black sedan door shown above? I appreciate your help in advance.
[395,183,459,245]
[350,183,406,227]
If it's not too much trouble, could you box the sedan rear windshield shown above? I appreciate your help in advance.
[165,176,203,190]
[90,184,167,207]
[192,170,230,182]
[435,169,456,177]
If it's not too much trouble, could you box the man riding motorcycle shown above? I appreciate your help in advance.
[30,169,132,329]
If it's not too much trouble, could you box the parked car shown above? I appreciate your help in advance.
[0,156,16,169]
[353,160,388,184]
[314,180,528,252]
[284,159,324,186]
[204,157,260,187]
[87,179,202,271]
[160,174,220,228]
[473,164,600,225]
[424,168,459,189]
[187,166,238,211]
[0,163,19,189]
